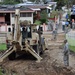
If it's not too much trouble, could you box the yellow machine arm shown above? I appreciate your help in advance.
[0,46,15,62]
[14,9,21,42]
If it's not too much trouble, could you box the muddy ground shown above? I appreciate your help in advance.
[0,50,75,75]
[0,32,75,75]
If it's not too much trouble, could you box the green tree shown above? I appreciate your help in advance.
[1,0,22,4]
[54,0,74,9]
[40,10,48,24]
[71,0,75,6]
[54,0,65,10]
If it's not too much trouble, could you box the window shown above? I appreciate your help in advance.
[20,13,32,17]
[12,13,32,17]
[48,9,50,13]
[8,27,11,32]
[27,13,32,17]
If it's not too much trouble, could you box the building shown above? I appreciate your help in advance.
[0,2,57,32]
[0,5,34,32]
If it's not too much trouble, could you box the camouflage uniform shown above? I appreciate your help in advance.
[63,40,69,66]
[52,28,57,40]
[22,27,27,45]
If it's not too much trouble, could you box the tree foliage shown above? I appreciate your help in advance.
[54,0,75,9]
[70,0,75,6]
[54,0,65,10]
[0,0,23,5]
[40,10,48,24]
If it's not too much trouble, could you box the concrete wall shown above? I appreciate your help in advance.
[0,24,7,32]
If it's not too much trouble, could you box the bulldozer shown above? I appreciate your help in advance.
[0,9,47,62]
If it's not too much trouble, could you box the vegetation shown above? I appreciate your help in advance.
[54,0,64,10]
[34,20,41,25]
[0,44,7,50]
[54,0,75,9]
[34,10,48,25]
[0,68,3,75]
[50,10,58,18]
[69,45,75,52]
[0,0,22,5]
[0,0,75,6]
[40,10,48,24]
[50,10,63,19]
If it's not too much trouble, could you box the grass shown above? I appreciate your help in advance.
[0,71,2,75]
[69,45,75,52]
[34,20,41,25]
[0,43,7,50]
[0,67,3,75]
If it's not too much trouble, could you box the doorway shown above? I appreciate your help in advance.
[5,13,10,25]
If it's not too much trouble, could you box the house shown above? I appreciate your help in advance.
[0,3,57,32]
[15,2,57,18]
[0,5,34,32]
[27,4,53,18]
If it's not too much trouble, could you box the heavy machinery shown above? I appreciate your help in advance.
[0,9,47,62]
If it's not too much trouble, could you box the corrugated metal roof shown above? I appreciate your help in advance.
[27,4,47,9]
[0,6,34,13]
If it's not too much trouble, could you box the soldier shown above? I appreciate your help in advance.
[52,28,57,40]
[21,27,27,45]
[56,22,58,30]
[63,40,69,66]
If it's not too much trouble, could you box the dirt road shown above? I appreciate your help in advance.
[0,50,75,75]
[44,32,75,69]
[0,32,75,75]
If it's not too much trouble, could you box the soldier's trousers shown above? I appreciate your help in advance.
[64,55,69,66]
